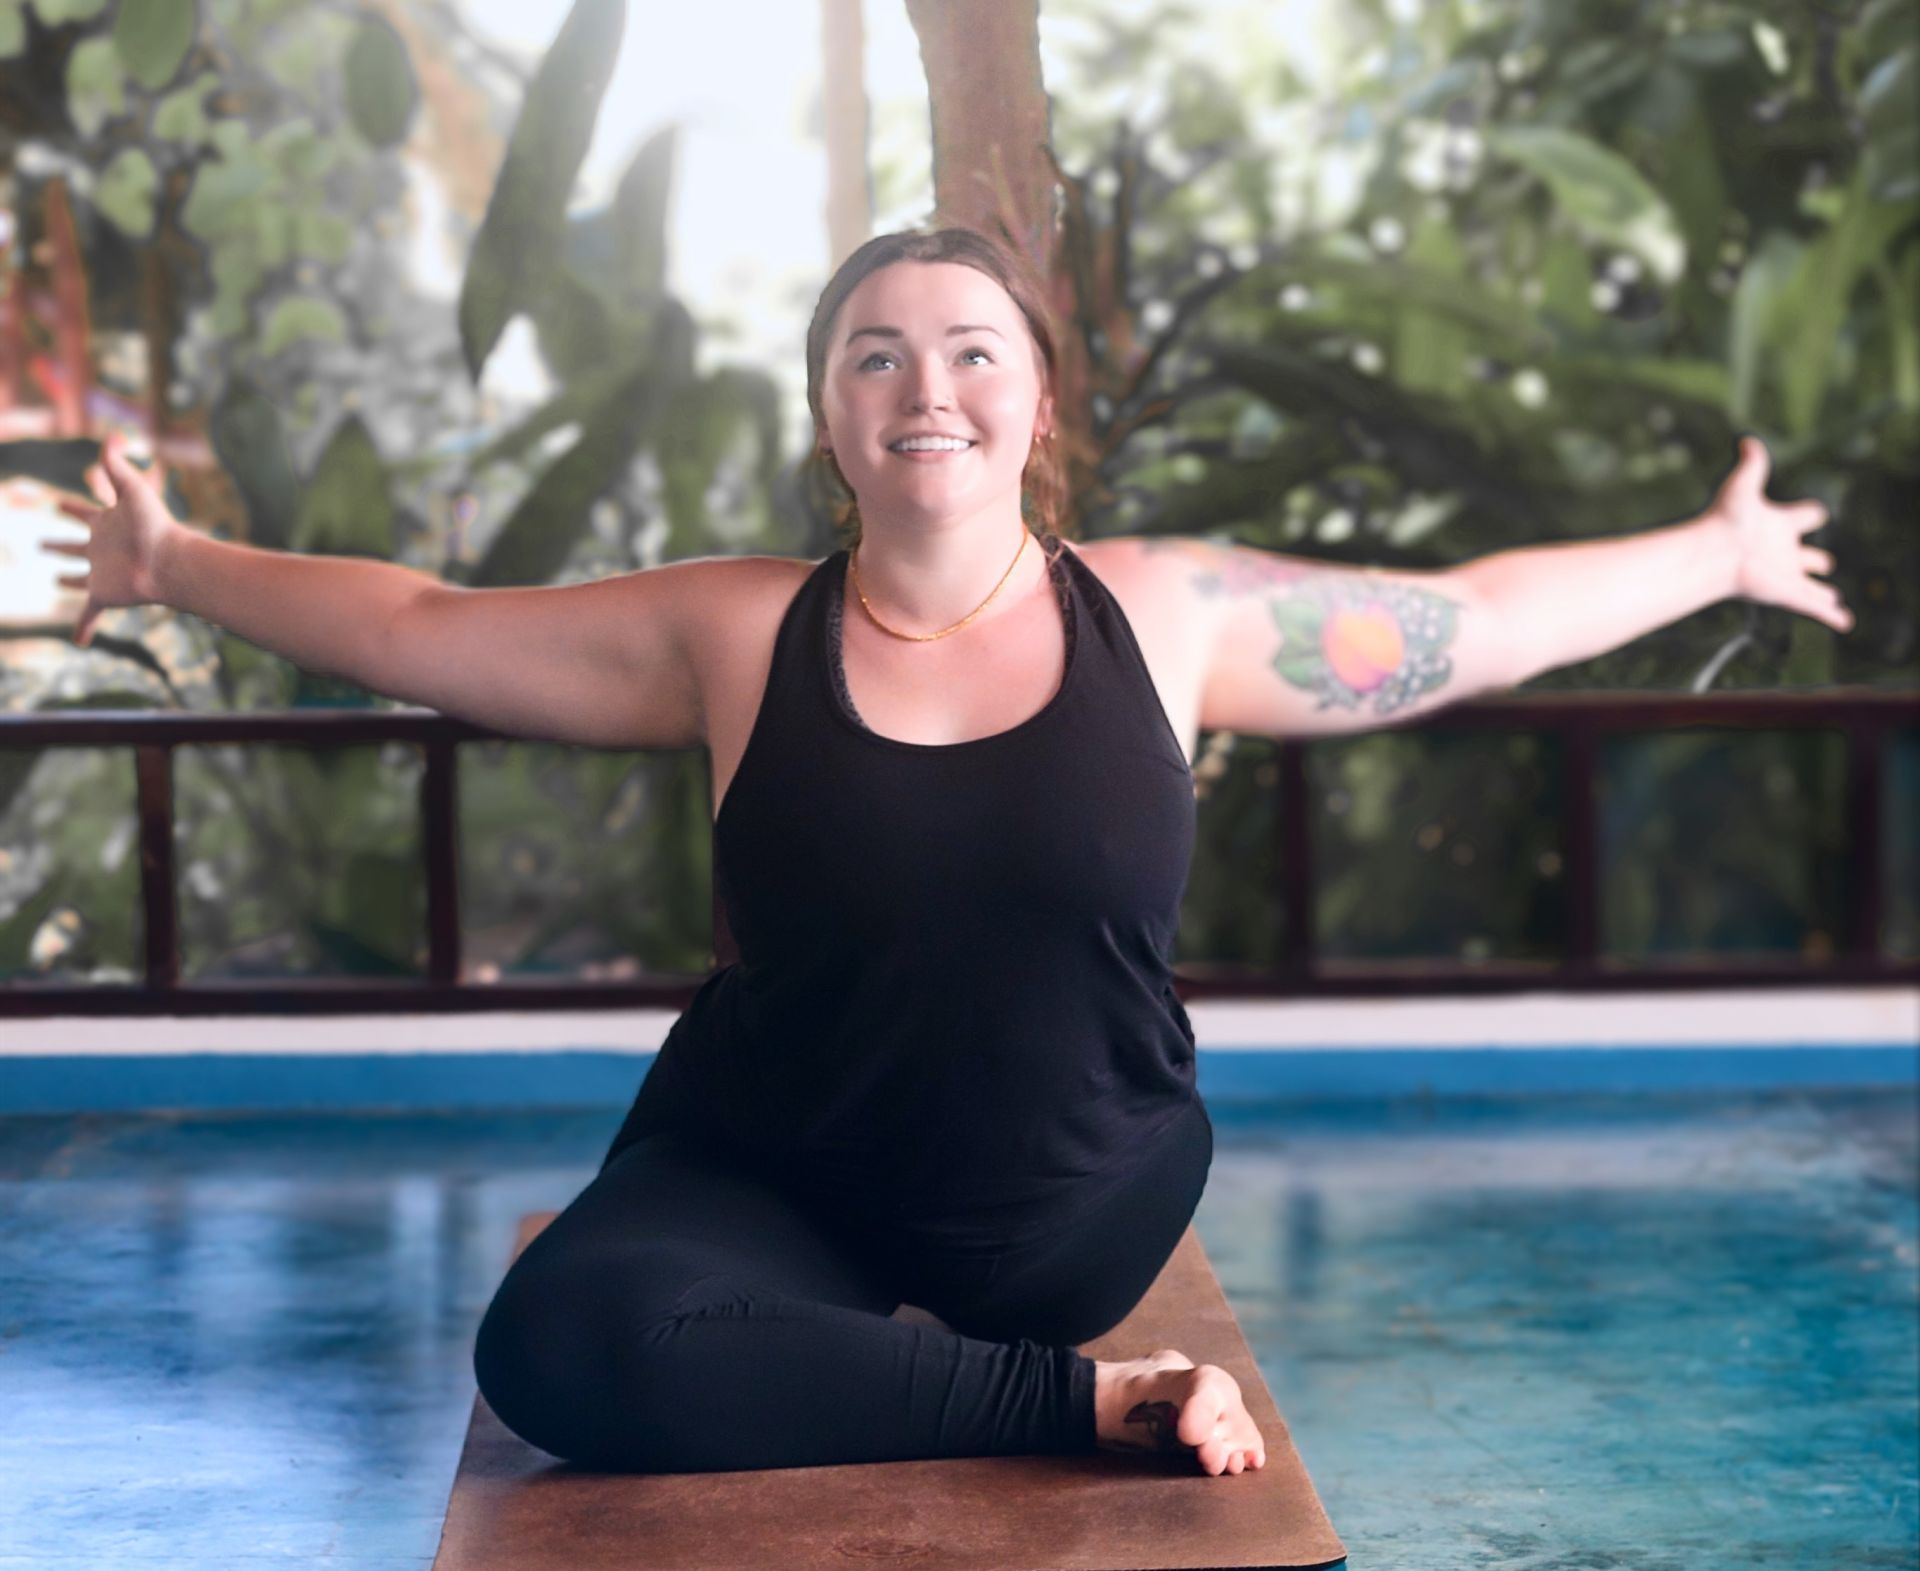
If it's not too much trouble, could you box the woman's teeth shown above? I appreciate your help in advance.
[890,438,974,452]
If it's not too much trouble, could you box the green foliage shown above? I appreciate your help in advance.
[19,2,374,351]
[64,35,125,137]
[468,304,688,588]
[457,0,626,384]
[1764,165,1911,438]
[1856,0,1918,203]
[258,294,346,357]
[92,146,157,238]
[1485,125,1687,285]
[152,71,217,144]
[112,0,195,93]
[342,12,417,148]
[292,414,395,559]
[606,122,675,306]
[656,364,786,553]
[0,1,26,60]
[34,0,108,24]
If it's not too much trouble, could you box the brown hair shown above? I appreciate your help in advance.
[803,226,1074,548]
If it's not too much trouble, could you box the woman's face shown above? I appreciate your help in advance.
[817,260,1051,531]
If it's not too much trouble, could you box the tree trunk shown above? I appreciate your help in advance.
[903,0,1056,277]
[820,0,873,272]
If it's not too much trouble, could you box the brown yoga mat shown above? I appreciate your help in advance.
[432,1210,1347,1571]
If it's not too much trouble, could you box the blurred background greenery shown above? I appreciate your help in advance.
[0,0,1913,987]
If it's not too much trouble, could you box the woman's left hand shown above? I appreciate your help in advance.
[1702,436,1853,633]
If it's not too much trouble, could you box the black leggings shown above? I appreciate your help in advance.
[472,1095,1213,1473]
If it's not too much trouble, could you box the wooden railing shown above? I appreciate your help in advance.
[1,689,1915,1017]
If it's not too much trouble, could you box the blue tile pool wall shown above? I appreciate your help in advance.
[1,1088,1914,1568]
[2,1042,1914,1117]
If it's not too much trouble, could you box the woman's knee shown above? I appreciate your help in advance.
[471,1253,692,1467]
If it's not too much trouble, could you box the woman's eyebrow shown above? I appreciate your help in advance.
[844,323,1006,346]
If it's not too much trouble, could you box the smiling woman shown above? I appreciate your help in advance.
[462,222,1275,1481]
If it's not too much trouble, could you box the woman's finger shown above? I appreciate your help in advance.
[1793,501,1830,534]
[101,440,151,496]
[51,497,96,521]
[84,460,115,507]
[1800,546,1834,577]
[41,537,88,558]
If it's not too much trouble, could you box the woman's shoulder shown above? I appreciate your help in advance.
[657,551,816,663]
[1062,535,1191,618]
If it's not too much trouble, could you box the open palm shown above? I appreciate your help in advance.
[39,436,179,648]
[1705,436,1852,633]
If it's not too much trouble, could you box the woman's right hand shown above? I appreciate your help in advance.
[40,434,182,648]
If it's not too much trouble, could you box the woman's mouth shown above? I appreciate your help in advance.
[888,439,977,461]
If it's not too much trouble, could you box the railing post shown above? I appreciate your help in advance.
[1276,739,1314,981]
[1561,724,1600,980]
[133,744,178,991]
[1844,719,1887,962]
[421,736,461,985]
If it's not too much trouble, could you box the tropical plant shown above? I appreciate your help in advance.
[0,0,779,980]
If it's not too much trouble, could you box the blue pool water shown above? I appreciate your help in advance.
[1,1086,1914,1568]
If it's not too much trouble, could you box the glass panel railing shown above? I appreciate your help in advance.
[457,741,712,982]
[1306,730,1565,965]
[1597,730,1847,967]
[0,746,141,983]
[1177,731,1284,971]
[174,741,427,980]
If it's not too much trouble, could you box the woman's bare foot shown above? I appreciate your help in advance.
[1093,1348,1267,1477]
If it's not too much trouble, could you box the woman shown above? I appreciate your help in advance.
[46,226,1848,1480]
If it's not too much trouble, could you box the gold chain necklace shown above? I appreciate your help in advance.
[849,528,1031,642]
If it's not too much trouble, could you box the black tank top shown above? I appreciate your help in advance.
[602,534,1204,1252]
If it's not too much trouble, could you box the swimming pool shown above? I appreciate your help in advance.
[0,1083,1911,1566]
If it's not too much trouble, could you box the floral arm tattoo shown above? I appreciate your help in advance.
[1144,539,1462,717]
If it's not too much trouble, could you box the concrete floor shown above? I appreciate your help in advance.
[1,1087,1914,1569]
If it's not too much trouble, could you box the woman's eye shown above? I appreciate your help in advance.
[857,347,994,371]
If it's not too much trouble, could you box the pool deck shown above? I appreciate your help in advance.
[1,1086,1915,1568]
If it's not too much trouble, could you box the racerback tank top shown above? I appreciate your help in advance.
[601,533,1203,1252]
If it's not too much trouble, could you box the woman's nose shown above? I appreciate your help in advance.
[902,365,954,410]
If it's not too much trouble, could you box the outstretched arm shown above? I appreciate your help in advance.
[1142,436,1849,739]
[1457,437,1848,687]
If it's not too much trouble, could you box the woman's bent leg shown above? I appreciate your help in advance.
[472,1127,1096,1473]
[943,1096,1215,1348]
